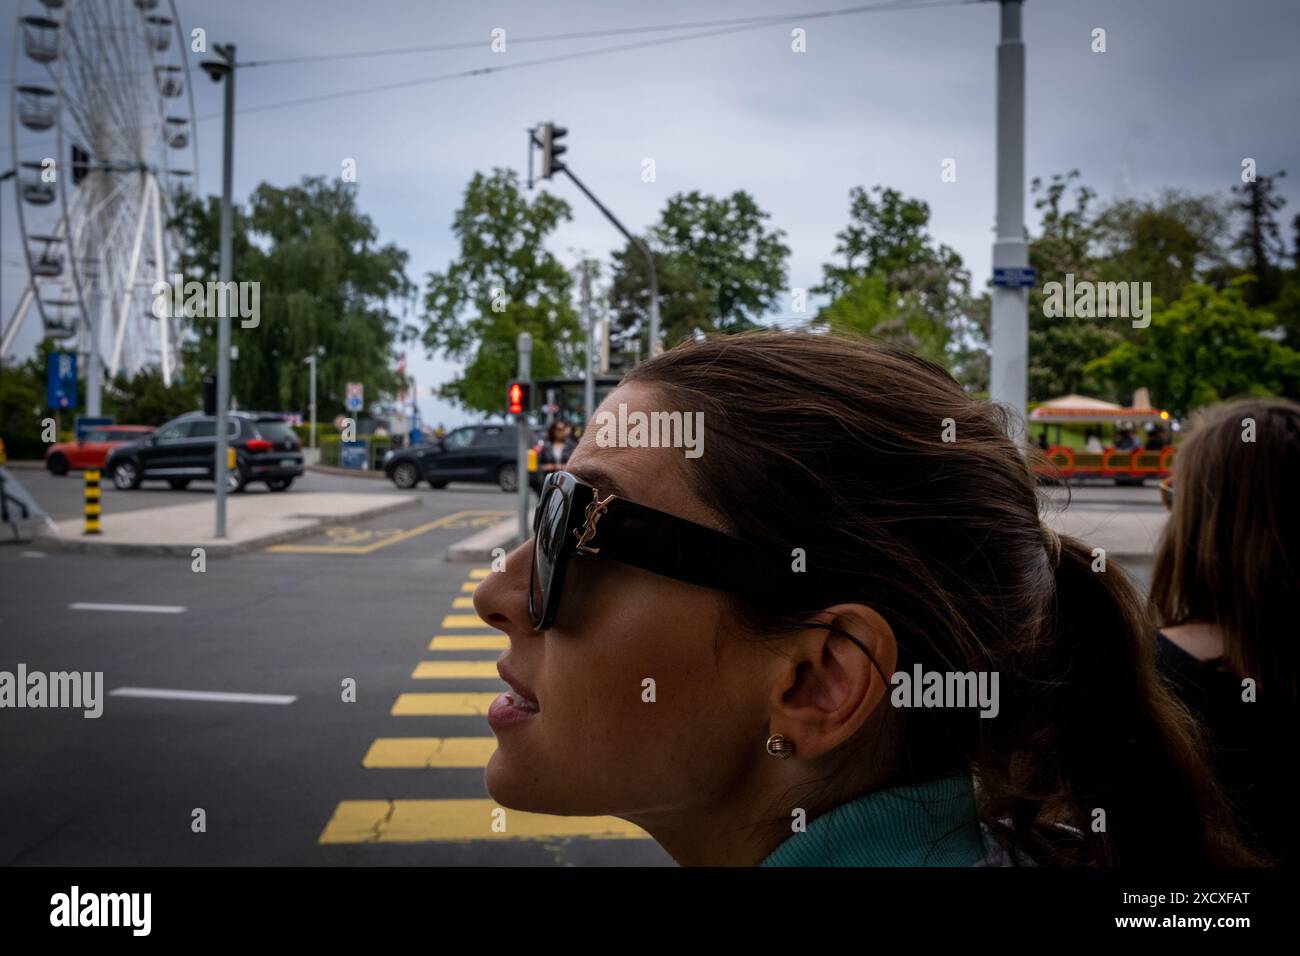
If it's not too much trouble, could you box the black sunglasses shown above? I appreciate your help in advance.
[528,470,850,633]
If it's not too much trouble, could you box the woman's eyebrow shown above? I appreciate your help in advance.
[570,466,630,500]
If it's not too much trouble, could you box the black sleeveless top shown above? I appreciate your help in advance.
[1156,632,1294,864]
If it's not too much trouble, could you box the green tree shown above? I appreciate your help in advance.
[0,350,50,459]
[1026,170,1115,400]
[1091,190,1230,306]
[608,190,789,355]
[816,185,981,388]
[422,169,580,413]
[173,176,412,416]
[1230,170,1288,305]
[820,273,950,367]
[104,367,200,425]
[1086,280,1300,417]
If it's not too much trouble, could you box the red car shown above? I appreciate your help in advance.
[45,425,156,476]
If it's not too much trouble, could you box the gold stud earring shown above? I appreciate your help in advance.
[765,733,795,759]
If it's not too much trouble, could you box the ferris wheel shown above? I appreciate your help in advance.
[5,0,199,393]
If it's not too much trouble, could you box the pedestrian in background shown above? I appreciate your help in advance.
[1152,397,1299,864]
[537,420,576,475]
[476,331,1256,867]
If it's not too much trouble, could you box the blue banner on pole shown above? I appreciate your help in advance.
[992,267,1037,288]
[46,352,77,410]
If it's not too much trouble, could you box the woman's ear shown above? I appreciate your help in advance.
[769,603,897,761]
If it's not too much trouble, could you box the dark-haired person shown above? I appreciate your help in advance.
[1152,397,1299,864]
[530,420,577,494]
[476,331,1254,866]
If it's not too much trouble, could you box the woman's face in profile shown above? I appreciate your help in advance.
[474,382,775,825]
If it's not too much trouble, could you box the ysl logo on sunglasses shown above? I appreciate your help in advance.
[573,491,616,554]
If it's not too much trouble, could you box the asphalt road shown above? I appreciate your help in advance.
[0,469,1157,866]
[0,471,673,866]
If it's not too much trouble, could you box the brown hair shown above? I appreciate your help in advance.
[625,330,1253,866]
[1152,397,1300,702]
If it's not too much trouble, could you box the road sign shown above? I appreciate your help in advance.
[992,267,1037,288]
[75,416,113,441]
[340,441,367,470]
[346,382,364,412]
[46,352,77,410]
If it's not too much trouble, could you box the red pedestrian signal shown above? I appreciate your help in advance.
[507,381,530,415]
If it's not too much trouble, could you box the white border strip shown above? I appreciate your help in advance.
[110,687,297,705]
[70,603,187,614]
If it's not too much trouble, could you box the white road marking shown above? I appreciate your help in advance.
[69,602,186,614]
[109,687,297,705]
[20,551,46,558]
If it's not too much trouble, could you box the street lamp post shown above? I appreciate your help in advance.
[989,0,1029,424]
[303,351,318,449]
[202,44,236,538]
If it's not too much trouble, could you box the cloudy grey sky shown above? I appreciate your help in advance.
[4,0,1298,427]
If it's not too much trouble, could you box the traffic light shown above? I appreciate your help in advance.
[541,123,567,179]
[507,381,531,416]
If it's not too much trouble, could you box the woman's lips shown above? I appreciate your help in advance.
[490,658,540,728]
[488,690,540,728]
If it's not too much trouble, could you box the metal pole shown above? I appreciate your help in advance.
[516,332,532,545]
[0,170,10,365]
[559,166,660,363]
[581,259,594,422]
[304,354,317,448]
[214,44,236,537]
[989,0,1028,424]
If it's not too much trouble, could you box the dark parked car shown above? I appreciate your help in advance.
[104,412,304,493]
[385,424,539,492]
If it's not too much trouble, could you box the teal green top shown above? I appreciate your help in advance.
[760,774,986,867]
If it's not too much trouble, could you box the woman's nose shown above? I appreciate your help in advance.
[472,539,537,637]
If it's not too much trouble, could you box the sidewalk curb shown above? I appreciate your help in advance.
[447,512,531,563]
[36,495,420,558]
[306,463,390,479]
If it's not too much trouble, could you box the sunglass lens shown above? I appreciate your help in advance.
[530,479,567,627]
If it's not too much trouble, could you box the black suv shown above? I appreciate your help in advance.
[105,412,304,493]
[385,424,533,492]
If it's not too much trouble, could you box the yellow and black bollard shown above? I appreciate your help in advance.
[83,469,101,535]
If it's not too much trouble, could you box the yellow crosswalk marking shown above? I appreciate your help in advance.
[452,596,475,609]
[319,799,649,843]
[429,635,506,651]
[441,614,489,629]
[391,692,500,716]
[468,568,490,580]
[363,737,497,768]
[411,661,500,679]
[460,582,478,593]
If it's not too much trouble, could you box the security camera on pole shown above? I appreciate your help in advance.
[529,122,661,361]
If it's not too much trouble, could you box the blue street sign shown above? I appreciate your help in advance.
[340,440,368,470]
[992,267,1037,288]
[46,352,77,410]
[75,416,114,441]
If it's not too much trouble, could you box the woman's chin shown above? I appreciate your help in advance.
[484,753,554,813]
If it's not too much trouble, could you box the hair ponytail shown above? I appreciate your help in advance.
[992,533,1255,865]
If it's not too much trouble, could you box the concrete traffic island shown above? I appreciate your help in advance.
[39,492,420,557]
